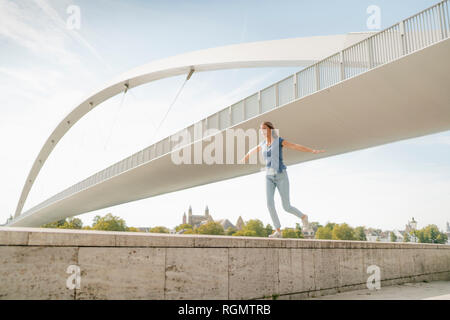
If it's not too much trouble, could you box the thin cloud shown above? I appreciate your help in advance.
[0,0,68,58]
[0,0,110,70]
[32,0,112,71]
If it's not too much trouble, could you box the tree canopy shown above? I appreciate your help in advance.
[41,213,139,232]
[354,226,367,241]
[282,228,302,239]
[89,213,128,231]
[414,224,448,244]
[175,223,193,232]
[149,226,170,233]
[315,222,356,240]
[390,231,397,242]
[315,225,333,240]
[195,221,224,235]
[233,219,271,237]
[332,223,355,240]
[41,218,82,229]
[39,212,448,245]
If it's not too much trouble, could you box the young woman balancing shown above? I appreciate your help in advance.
[240,121,325,238]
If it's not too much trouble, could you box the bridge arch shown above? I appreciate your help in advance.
[14,33,373,218]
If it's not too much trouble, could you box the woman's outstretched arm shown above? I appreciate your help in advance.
[239,145,261,163]
[282,140,325,154]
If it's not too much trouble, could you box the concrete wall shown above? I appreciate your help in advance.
[1,227,449,300]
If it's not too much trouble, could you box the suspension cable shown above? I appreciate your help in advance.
[104,84,129,151]
[150,68,194,143]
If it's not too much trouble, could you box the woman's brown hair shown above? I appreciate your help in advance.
[262,121,275,130]
[261,121,278,137]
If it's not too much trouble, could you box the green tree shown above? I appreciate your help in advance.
[41,219,66,229]
[225,226,237,236]
[354,226,367,241]
[264,224,274,237]
[64,218,82,229]
[233,229,258,237]
[417,224,448,244]
[91,213,128,231]
[332,223,355,240]
[294,223,304,238]
[315,226,333,239]
[41,218,83,229]
[436,232,448,244]
[325,222,337,230]
[175,223,193,232]
[196,221,224,235]
[127,227,141,232]
[282,228,301,239]
[245,219,267,237]
[390,231,397,242]
[403,232,410,242]
[233,219,267,237]
[415,229,425,243]
[149,226,170,233]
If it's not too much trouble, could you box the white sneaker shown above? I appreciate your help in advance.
[269,230,282,238]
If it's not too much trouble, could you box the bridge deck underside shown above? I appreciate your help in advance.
[11,38,450,227]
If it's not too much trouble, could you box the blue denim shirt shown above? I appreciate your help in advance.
[259,136,286,174]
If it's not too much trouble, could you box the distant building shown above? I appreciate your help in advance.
[365,230,389,242]
[364,218,420,243]
[182,205,213,228]
[379,231,391,242]
[405,217,419,242]
[216,219,236,231]
[302,226,315,239]
[179,205,244,233]
[405,217,418,234]
[365,230,379,242]
[236,216,244,231]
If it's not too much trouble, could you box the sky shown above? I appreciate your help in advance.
[0,0,449,232]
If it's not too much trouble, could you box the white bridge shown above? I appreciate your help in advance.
[7,1,450,227]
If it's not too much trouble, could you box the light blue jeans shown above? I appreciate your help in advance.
[266,169,305,229]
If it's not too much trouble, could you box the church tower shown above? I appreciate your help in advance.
[406,217,417,233]
[205,205,213,221]
[188,205,192,225]
[236,216,244,230]
[183,212,186,225]
[409,217,417,230]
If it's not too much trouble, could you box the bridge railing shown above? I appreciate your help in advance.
[17,0,449,222]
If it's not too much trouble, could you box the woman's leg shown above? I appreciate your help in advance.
[276,170,305,219]
[266,174,281,230]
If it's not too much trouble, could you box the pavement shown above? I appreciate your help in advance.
[307,281,450,300]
